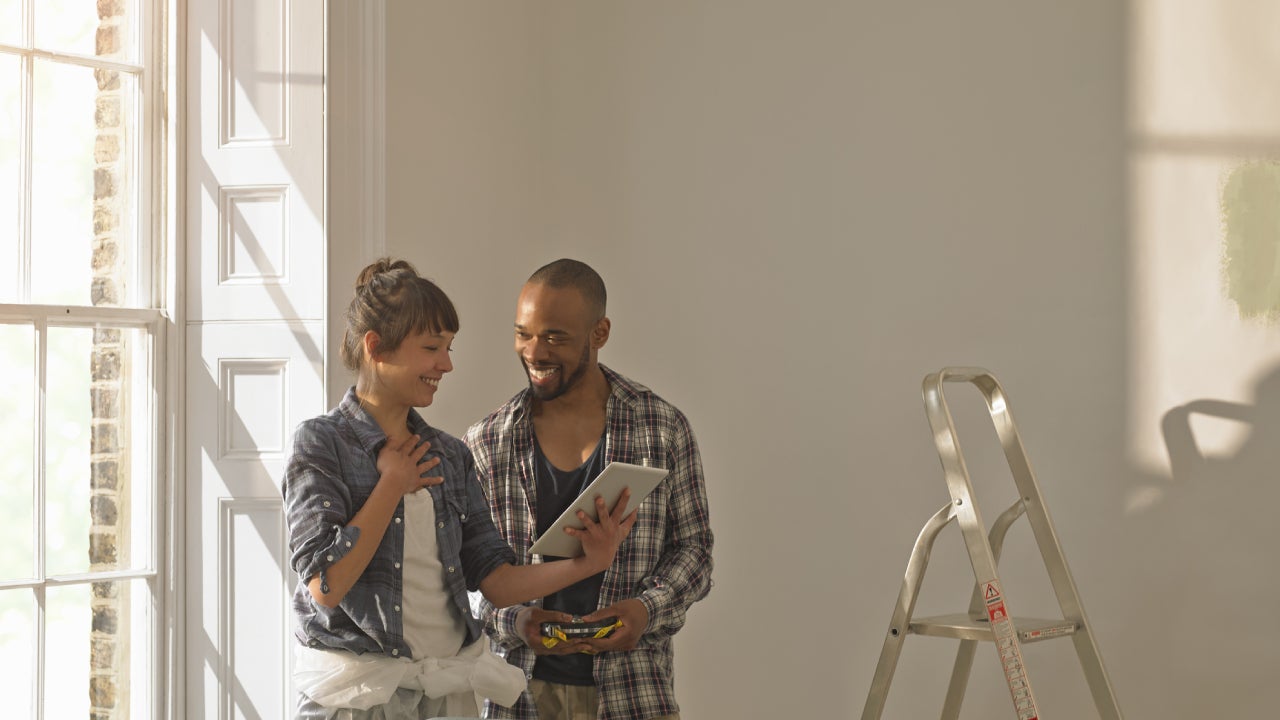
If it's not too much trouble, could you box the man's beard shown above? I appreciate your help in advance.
[526,341,591,401]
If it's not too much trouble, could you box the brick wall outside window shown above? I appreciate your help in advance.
[91,1,129,716]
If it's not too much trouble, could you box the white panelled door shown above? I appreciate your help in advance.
[185,1,326,718]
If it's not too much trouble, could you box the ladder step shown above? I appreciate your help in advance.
[909,614,1078,643]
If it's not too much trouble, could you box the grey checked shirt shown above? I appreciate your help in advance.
[465,366,714,720]
[284,388,516,658]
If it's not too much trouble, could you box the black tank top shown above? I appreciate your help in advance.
[532,433,607,685]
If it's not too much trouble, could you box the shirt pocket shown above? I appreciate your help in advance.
[439,491,468,547]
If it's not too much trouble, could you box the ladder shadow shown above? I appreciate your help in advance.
[1160,367,1280,489]
[1121,364,1280,714]
[1155,362,1280,601]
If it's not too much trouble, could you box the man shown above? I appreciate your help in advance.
[465,259,713,720]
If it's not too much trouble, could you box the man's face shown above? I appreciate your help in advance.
[514,283,599,402]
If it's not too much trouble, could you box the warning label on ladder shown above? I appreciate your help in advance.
[983,580,1039,720]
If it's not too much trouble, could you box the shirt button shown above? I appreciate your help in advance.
[394,562,401,569]
[345,541,352,547]
[460,514,467,521]
[391,649,399,656]
[323,500,331,508]
[394,605,401,612]
[437,521,445,529]
[394,517,402,524]
[326,555,334,562]
[447,566,455,573]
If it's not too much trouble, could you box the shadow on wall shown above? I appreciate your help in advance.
[1162,369,1280,486]
[1121,365,1280,716]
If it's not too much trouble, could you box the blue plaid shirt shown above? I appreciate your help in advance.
[284,387,516,657]
[465,366,714,720]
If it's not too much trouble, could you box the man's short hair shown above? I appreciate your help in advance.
[528,258,607,320]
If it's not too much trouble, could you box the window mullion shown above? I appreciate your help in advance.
[0,43,145,74]
[34,584,44,720]
[33,313,46,720]
[19,48,32,303]
[34,315,46,582]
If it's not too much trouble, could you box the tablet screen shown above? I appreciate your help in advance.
[527,461,668,558]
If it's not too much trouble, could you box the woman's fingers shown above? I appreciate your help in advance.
[610,488,632,522]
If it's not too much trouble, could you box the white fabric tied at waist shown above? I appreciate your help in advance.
[295,639,527,711]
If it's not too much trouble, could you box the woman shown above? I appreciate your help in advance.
[284,259,635,719]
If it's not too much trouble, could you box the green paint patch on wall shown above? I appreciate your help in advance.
[1222,160,1280,322]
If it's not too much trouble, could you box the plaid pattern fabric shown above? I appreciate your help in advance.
[464,366,714,720]
[285,387,516,659]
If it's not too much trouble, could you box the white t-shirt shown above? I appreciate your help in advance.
[401,489,466,659]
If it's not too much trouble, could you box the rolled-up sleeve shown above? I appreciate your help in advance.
[636,411,714,636]
[284,420,363,594]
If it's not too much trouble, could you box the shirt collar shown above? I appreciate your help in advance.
[337,386,435,456]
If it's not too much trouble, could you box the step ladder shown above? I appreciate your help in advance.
[861,368,1122,720]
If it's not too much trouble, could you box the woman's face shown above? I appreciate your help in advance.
[369,328,455,408]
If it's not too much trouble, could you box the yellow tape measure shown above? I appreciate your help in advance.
[540,618,624,649]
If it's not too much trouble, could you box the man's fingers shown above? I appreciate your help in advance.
[579,607,611,623]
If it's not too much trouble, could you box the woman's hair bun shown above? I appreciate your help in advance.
[354,258,417,290]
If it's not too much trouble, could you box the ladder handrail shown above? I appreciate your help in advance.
[925,368,1082,614]
[863,368,1123,719]
[924,367,1122,719]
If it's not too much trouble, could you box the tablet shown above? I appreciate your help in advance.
[527,461,668,558]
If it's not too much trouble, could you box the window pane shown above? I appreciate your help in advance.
[0,53,18,303]
[47,580,151,719]
[46,325,151,576]
[35,0,137,63]
[31,59,138,307]
[46,326,93,575]
[0,323,35,581]
[47,584,92,719]
[0,589,34,718]
[0,0,19,47]
[124,326,154,568]
[122,578,154,718]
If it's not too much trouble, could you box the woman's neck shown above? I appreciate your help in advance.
[355,381,413,441]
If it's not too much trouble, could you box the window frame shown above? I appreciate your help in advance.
[0,303,166,719]
[0,0,174,716]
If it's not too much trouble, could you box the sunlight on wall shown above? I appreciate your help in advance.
[1127,0,1280,510]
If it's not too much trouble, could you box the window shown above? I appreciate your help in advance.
[0,1,166,718]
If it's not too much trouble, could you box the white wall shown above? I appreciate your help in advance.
[332,2,1280,717]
